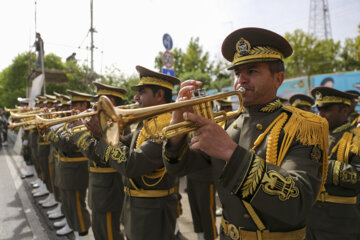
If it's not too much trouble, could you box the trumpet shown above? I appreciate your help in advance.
[11,110,71,121]
[98,88,245,146]
[35,103,139,135]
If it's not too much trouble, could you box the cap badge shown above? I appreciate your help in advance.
[295,99,301,105]
[236,38,251,56]
[315,92,322,100]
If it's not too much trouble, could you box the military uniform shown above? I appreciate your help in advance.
[306,87,360,239]
[90,66,181,240]
[70,82,128,240]
[53,90,93,235]
[186,167,217,240]
[163,28,329,240]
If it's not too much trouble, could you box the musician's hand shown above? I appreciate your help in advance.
[168,80,202,147]
[185,112,237,162]
[71,109,80,115]
[84,115,102,140]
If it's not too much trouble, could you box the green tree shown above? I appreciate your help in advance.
[284,29,341,78]
[0,51,94,108]
[340,24,360,71]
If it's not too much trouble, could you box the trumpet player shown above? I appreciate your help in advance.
[163,27,329,240]
[69,82,128,240]
[73,66,181,240]
[51,90,92,238]
[306,87,360,240]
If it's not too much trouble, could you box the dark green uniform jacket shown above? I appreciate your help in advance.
[307,122,360,239]
[164,99,328,240]
[70,130,124,212]
[91,113,179,240]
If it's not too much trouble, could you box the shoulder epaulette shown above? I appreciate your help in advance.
[136,112,172,148]
[350,127,360,156]
[282,106,329,196]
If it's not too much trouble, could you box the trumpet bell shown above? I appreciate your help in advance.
[98,96,121,147]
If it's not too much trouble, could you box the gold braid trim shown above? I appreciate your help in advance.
[337,132,352,164]
[136,112,172,148]
[259,99,282,113]
[266,113,288,165]
[282,106,329,198]
[141,167,167,187]
[240,155,265,199]
[135,113,171,187]
[332,122,352,134]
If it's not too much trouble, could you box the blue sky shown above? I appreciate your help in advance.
[0,0,359,76]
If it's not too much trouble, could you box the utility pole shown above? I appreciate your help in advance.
[308,0,332,40]
[89,0,95,86]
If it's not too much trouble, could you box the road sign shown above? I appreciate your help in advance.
[162,68,175,76]
[162,50,174,68]
[162,33,173,50]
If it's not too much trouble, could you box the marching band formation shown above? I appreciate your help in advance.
[4,27,360,240]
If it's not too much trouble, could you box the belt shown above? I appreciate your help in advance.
[89,167,117,173]
[59,156,88,162]
[124,186,175,198]
[317,192,357,204]
[221,217,306,240]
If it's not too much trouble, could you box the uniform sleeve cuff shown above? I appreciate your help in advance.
[163,139,189,164]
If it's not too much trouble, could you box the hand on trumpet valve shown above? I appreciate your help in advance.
[168,80,202,146]
[84,115,102,140]
[185,112,237,162]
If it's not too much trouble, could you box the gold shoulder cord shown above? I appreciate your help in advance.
[242,107,328,237]
[135,113,171,187]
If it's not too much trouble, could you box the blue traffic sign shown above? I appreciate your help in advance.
[162,68,175,76]
[162,33,173,50]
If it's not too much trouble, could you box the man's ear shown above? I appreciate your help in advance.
[274,72,284,89]
[342,105,351,117]
[156,89,165,101]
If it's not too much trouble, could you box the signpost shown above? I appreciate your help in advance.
[162,68,175,76]
[162,33,173,50]
[162,33,175,76]
[162,50,174,69]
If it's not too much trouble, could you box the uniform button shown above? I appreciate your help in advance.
[256,124,263,130]
[243,213,250,219]
[233,123,237,129]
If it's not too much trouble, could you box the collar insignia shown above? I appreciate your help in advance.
[236,38,251,56]
[260,99,283,112]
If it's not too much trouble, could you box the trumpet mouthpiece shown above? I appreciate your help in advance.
[238,87,246,93]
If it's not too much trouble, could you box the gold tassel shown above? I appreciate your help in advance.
[350,128,360,156]
[282,106,329,198]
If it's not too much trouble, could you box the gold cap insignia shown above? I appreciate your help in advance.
[315,92,322,101]
[236,38,251,56]
[295,99,301,105]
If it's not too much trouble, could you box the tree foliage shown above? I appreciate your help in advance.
[284,29,342,78]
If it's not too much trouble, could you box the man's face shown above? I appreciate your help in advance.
[317,104,349,130]
[71,102,88,112]
[233,62,284,106]
[134,86,159,108]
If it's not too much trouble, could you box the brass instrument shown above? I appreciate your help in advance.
[11,110,71,121]
[35,103,139,135]
[98,88,245,146]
